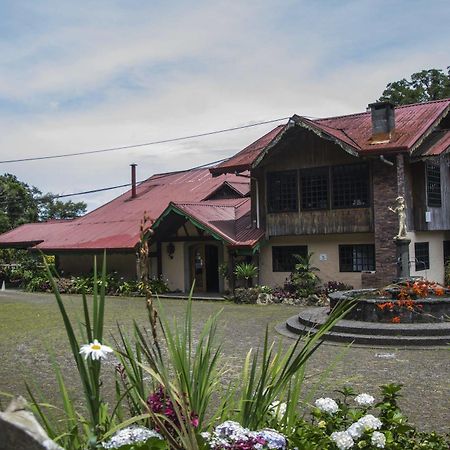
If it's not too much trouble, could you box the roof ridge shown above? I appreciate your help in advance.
[175,201,237,208]
[314,98,450,123]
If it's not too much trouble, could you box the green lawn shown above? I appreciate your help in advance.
[0,290,449,433]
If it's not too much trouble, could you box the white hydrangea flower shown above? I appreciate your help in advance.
[347,421,364,439]
[269,401,287,421]
[79,339,113,360]
[257,428,287,449]
[330,431,354,450]
[358,414,382,431]
[354,393,375,407]
[102,426,162,449]
[315,397,339,414]
[371,431,386,448]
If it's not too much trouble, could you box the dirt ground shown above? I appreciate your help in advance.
[0,290,448,434]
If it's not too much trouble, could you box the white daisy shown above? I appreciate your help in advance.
[79,339,113,360]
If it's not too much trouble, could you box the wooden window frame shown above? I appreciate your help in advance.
[339,244,375,272]
[414,242,430,271]
[300,167,329,211]
[267,170,298,213]
[272,245,308,272]
[426,161,442,207]
[332,163,370,209]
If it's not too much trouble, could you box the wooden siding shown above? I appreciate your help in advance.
[254,127,373,236]
[267,208,372,236]
[412,156,450,231]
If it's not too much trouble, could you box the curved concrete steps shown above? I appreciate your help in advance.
[286,307,450,346]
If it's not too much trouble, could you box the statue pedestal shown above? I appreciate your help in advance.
[394,238,411,279]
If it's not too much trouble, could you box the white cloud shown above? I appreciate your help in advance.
[0,0,448,211]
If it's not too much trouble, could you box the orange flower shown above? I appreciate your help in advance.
[433,286,445,296]
[391,316,401,324]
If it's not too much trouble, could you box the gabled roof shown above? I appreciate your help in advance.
[0,168,255,251]
[211,98,450,175]
[153,198,263,248]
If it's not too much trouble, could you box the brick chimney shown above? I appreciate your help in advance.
[130,163,137,198]
[368,101,395,143]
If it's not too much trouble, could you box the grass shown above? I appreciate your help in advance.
[0,290,449,433]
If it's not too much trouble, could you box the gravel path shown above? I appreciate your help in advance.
[0,290,448,433]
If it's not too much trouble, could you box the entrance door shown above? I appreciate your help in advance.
[190,244,219,292]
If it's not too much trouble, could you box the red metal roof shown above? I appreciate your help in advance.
[315,98,450,154]
[211,99,450,174]
[210,125,286,175]
[0,169,255,251]
[414,130,450,156]
[170,198,264,247]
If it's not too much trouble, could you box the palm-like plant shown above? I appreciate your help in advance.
[234,262,258,288]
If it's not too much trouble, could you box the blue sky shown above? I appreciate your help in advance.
[0,0,449,210]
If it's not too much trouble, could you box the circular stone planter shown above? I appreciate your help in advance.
[329,289,450,323]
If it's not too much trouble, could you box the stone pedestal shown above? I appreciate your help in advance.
[395,238,411,279]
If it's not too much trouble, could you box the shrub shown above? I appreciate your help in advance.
[289,253,321,298]
[234,262,258,288]
[324,281,354,295]
[287,384,449,449]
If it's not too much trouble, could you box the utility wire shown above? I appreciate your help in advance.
[0,117,289,164]
[0,157,230,204]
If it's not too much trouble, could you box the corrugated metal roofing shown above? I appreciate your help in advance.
[210,125,286,175]
[0,169,255,251]
[413,130,450,156]
[171,198,264,247]
[211,99,450,174]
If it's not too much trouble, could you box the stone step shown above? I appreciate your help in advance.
[297,307,450,337]
[286,314,450,346]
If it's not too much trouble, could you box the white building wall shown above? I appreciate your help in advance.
[259,233,374,289]
[407,231,448,283]
[161,241,185,291]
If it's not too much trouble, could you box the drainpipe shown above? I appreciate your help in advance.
[130,163,137,198]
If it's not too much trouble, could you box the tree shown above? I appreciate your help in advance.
[0,174,40,233]
[38,194,87,221]
[378,67,450,105]
[0,173,87,233]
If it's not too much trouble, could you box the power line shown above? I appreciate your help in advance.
[0,157,230,204]
[0,117,289,164]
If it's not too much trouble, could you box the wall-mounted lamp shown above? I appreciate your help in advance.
[167,242,175,259]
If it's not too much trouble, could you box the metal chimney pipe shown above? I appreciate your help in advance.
[130,164,137,198]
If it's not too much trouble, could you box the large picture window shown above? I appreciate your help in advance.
[426,162,441,207]
[267,171,298,213]
[332,164,370,208]
[300,167,329,210]
[415,242,430,271]
[339,244,375,272]
[272,245,308,272]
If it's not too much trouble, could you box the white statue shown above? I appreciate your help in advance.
[388,196,407,239]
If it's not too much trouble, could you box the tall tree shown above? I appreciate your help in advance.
[378,67,450,105]
[0,173,87,233]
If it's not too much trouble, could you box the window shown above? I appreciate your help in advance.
[332,164,370,208]
[339,244,375,272]
[414,242,429,271]
[272,245,307,272]
[426,162,441,207]
[300,167,329,210]
[444,241,450,264]
[267,171,298,213]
